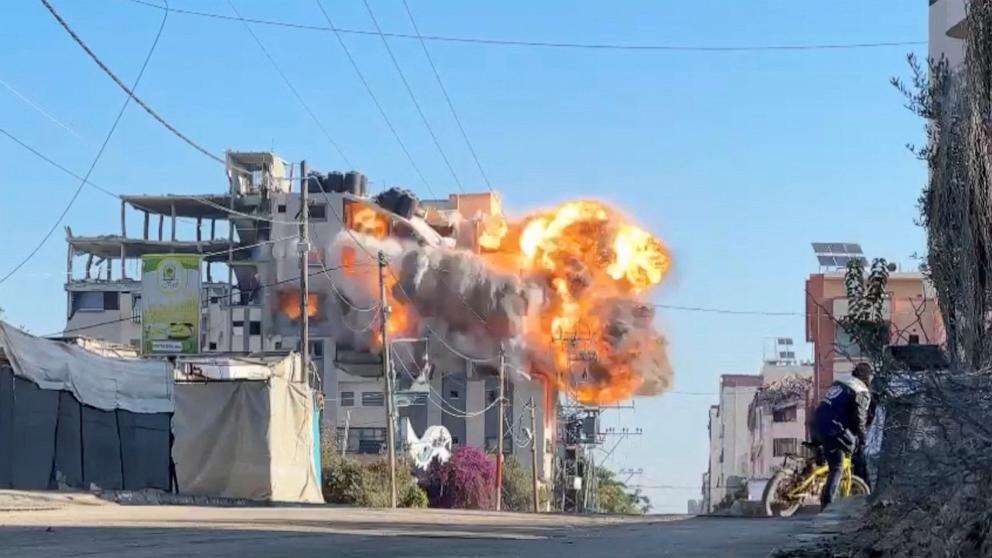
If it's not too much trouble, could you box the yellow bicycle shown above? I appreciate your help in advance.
[761,441,870,517]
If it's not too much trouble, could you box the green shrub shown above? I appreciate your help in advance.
[322,453,424,508]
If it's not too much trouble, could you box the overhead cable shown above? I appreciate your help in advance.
[401,0,493,192]
[1,0,169,285]
[224,0,352,167]
[122,0,926,53]
[362,0,464,193]
[314,0,437,198]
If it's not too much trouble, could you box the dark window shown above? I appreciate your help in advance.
[249,321,262,335]
[275,341,283,350]
[341,392,355,407]
[449,390,460,399]
[362,392,384,407]
[772,406,798,423]
[487,390,497,404]
[773,438,798,457]
[72,291,104,312]
[103,291,119,310]
[208,342,217,350]
[277,204,287,213]
[232,320,244,328]
[908,334,920,344]
[451,436,460,446]
[308,204,327,221]
[310,340,324,357]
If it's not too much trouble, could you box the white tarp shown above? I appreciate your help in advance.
[0,322,174,413]
[171,353,322,503]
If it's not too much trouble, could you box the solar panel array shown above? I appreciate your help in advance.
[812,242,867,269]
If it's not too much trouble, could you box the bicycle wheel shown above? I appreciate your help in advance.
[847,475,870,497]
[762,470,803,517]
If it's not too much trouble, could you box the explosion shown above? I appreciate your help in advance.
[486,201,672,404]
[320,199,673,405]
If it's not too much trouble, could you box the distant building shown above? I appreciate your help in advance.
[705,374,762,511]
[805,270,943,403]
[748,362,814,483]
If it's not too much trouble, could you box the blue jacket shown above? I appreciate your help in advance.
[813,376,871,448]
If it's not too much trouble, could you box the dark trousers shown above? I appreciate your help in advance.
[821,445,847,508]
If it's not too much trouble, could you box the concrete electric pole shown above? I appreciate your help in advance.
[378,250,397,508]
[298,160,309,385]
[529,395,539,513]
[495,349,506,511]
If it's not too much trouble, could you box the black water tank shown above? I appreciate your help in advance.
[305,172,323,193]
[322,171,344,193]
[343,171,365,195]
[374,187,419,219]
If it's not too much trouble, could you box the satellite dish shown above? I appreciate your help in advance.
[886,263,898,272]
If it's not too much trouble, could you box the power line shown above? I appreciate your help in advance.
[1,0,169,285]
[0,76,82,139]
[362,0,464,193]
[0,125,117,199]
[314,0,437,199]
[121,0,925,53]
[401,0,492,192]
[0,124,299,226]
[224,0,351,168]
[652,303,801,316]
[48,0,246,171]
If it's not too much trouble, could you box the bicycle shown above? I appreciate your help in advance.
[761,441,870,517]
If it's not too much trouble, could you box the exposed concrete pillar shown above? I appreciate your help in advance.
[466,376,486,448]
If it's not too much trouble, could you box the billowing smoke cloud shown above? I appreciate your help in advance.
[322,197,675,404]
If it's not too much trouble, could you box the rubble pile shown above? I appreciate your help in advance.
[751,375,811,409]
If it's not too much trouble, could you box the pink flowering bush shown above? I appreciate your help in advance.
[423,446,496,509]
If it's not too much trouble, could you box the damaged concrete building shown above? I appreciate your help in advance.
[62,151,554,483]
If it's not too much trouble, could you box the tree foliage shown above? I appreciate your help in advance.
[838,257,891,374]
[594,467,650,515]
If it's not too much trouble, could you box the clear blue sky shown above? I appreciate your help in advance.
[0,1,927,512]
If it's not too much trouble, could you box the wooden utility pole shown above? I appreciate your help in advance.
[299,160,310,385]
[379,250,398,508]
[495,350,506,511]
[529,396,539,513]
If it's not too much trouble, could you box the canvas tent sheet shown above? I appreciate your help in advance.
[0,365,172,490]
[0,323,173,413]
[172,354,322,503]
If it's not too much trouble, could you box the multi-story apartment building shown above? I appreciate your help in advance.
[62,151,555,481]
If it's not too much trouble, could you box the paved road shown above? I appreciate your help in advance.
[0,493,812,557]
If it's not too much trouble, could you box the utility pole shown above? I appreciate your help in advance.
[299,160,309,384]
[495,350,507,510]
[379,250,397,508]
[342,410,351,458]
[529,396,539,513]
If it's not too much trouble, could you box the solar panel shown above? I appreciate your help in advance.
[817,255,837,266]
[835,256,851,267]
[811,242,831,253]
[844,243,864,254]
[777,337,794,345]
